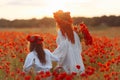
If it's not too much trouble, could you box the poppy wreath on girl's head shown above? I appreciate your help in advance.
[26,34,44,44]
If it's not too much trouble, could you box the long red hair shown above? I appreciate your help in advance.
[53,10,75,44]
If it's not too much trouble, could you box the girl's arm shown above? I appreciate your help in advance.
[23,54,34,73]
[50,52,59,62]
[45,49,59,62]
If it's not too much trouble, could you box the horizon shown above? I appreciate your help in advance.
[0,0,120,20]
[0,14,119,21]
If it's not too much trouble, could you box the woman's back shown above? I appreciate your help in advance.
[54,30,85,73]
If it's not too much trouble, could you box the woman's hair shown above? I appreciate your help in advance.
[27,35,46,64]
[53,10,75,44]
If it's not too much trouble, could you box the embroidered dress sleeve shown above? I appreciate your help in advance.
[53,30,68,66]
[53,39,68,63]
[23,53,34,73]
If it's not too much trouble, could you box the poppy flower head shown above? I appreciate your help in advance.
[76,65,81,69]
[27,34,44,44]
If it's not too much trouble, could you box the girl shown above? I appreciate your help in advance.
[53,10,85,74]
[23,34,59,74]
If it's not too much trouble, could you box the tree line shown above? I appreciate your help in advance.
[0,15,120,28]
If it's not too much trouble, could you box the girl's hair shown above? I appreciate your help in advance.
[27,35,46,64]
[53,10,75,44]
[30,42,46,64]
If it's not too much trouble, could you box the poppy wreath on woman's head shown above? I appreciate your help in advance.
[53,10,73,26]
[27,34,44,44]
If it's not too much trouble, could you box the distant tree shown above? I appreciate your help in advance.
[39,17,56,27]
[0,19,10,28]
[0,15,120,28]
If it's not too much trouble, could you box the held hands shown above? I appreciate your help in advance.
[53,64,64,73]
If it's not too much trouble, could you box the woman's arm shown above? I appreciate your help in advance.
[52,39,68,61]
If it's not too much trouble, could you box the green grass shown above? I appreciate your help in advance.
[0,27,57,34]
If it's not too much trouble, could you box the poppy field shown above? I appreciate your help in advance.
[0,27,120,80]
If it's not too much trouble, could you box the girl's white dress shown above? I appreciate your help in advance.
[23,49,59,74]
[53,30,85,74]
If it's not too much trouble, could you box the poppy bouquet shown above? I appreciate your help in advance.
[73,23,93,45]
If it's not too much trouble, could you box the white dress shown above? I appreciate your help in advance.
[53,30,85,74]
[23,49,59,74]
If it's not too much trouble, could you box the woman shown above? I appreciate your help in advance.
[23,34,59,74]
[53,10,85,74]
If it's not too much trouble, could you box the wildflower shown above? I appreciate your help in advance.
[20,58,24,62]
[71,72,77,76]
[80,72,87,77]
[65,74,73,80]
[20,72,25,77]
[24,75,31,80]
[45,71,51,77]
[35,75,41,80]
[76,65,81,69]
[10,72,15,77]
[38,71,44,75]
[0,66,3,69]
[11,54,16,58]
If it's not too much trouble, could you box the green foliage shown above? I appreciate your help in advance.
[0,17,56,28]
[0,15,120,28]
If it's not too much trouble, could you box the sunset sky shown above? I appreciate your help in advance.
[0,0,120,20]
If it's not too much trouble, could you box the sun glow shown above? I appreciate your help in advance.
[0,0,119,20]
[44,0,69,16]
[34,0,89,17]
[21,0,70,19]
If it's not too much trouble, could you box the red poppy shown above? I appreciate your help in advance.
[35,75,41,80]
[76,65,81,69]
[24,75,31,80]
[65,74,73,80]
[80,72,87,77]
[71,72,77,76]
[45,71,51,77]
[20,72,25,77]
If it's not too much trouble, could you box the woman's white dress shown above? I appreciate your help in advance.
[23,49,59,74]
[53,30,85,74]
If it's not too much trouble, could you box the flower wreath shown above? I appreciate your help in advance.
[26,34,44,44]
[53,10,73,26]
